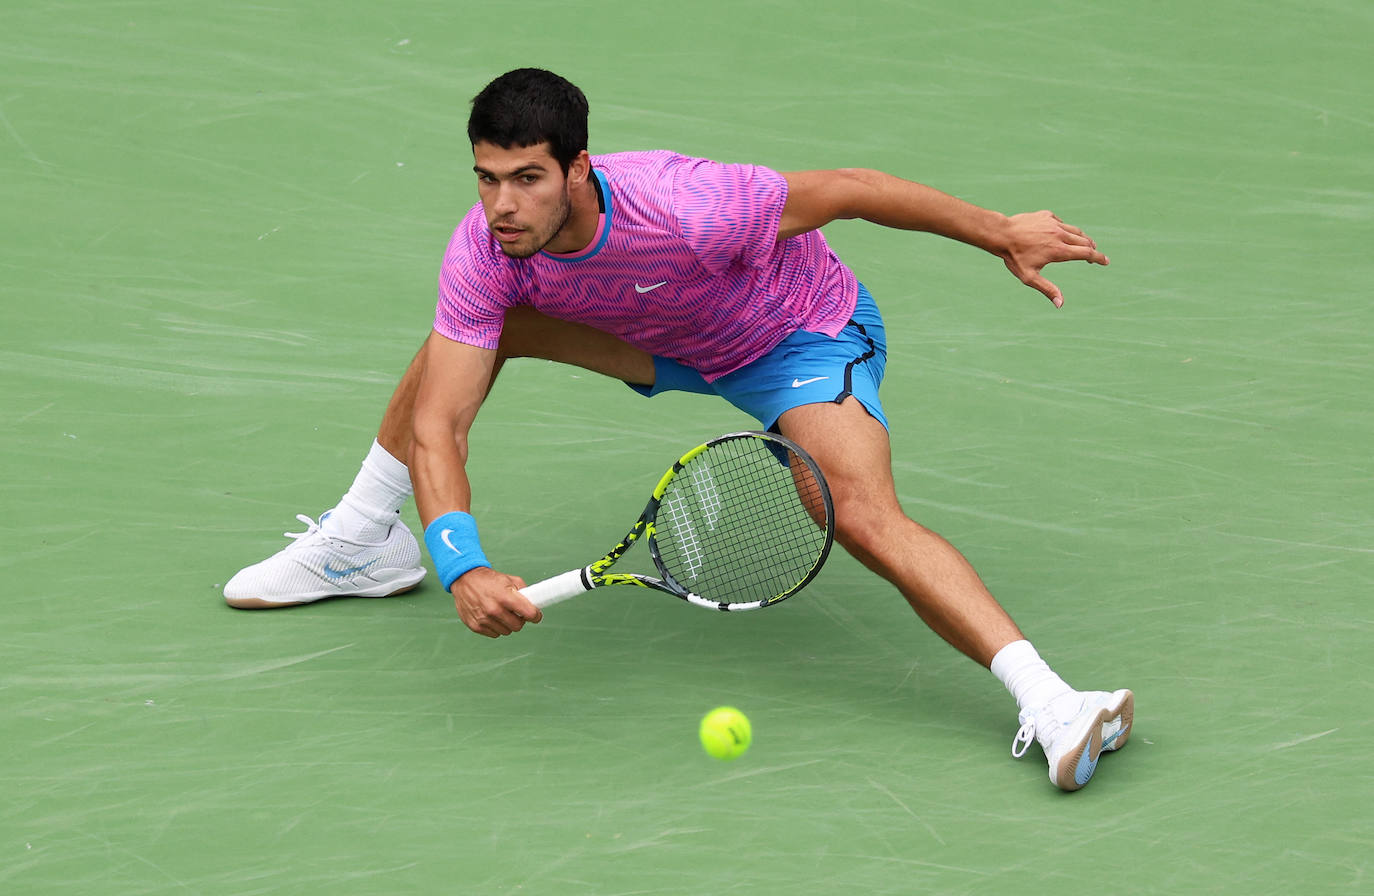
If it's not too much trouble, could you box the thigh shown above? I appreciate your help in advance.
[776,397,901,513]
[500,306,655,385]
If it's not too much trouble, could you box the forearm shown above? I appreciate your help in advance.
[410,379,537,634]
[409,422,473,528]
[781,167,1108,307]
[780,168,1011,255]
[411,406,503,597]
[844,169,1010,253]
[406,332,495,528]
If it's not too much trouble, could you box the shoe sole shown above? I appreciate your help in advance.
[1051,707,1107,792]
[224,569,426,609]
[1051,689,1135,792]
[1101,689,1135,753]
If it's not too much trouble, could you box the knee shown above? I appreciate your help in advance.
[830,490,898,555]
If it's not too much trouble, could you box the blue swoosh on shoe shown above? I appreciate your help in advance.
[1073,742,1100,787]
[1102,722,1131,751]
[323,560,379,580]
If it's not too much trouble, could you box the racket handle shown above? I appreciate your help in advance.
[520,569,590,609]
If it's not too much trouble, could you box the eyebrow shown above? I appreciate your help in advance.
[473,164,548,179]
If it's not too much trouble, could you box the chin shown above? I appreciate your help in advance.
[498,242,539,259]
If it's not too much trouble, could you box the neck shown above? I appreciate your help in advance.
[543,170,602,255]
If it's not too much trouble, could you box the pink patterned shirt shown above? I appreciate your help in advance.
[434,151,858,381]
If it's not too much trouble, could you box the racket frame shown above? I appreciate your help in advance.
[522,431,833,612]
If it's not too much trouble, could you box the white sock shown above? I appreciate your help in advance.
[321,440,413,541]
[990,640,1075,714]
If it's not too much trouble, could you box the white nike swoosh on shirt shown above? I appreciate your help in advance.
[634,281,668,293]
[791,376,829,388]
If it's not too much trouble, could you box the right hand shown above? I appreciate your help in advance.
[451,567,542,638]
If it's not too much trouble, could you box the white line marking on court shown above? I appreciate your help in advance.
[213,643,356,680]
[955,366,1267,428]
[16,402,54,424]
[1269,728,1338,751]
[901,495,1090,536]
[1216,532,1373,555]
[868,777,947,845]
[605,827,711,853]
[452,653,532,676]
[0,95,51,167]
[692,758,826,786]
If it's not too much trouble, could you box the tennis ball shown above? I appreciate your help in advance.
[699,706,751,760]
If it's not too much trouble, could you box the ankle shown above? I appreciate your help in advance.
[321,500,398,541]
[991,640,1075,713]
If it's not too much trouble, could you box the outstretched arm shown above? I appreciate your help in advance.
[410,330,541,636]
[779,168,1109,307]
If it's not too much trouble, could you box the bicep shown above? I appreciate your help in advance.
[413,330,497,447]
[778,169,871,240]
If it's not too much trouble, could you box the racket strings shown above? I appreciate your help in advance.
[660,487,708,581]
[653,437,829,604]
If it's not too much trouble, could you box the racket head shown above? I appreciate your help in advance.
[644,431,834,610]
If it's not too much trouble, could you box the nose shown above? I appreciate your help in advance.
[491,182,518,218]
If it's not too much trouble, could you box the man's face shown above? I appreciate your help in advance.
[472,141,572,259]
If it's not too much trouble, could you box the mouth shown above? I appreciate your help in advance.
[491,222,524,243]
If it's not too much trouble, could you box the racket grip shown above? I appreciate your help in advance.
[520,569,590,609]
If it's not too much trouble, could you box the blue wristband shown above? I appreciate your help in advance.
[424,511,492,591]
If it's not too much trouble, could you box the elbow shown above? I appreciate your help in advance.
[829,168,886,221]
[781,168,885,239]
[834,167,884,183]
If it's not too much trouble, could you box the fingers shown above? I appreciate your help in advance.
[1003,255,1066,307]
[1049,219,1110,266]
[1028,273,1064,308]
[1004,211,1109,307]
[453,571,542,637]
[471,591,542,638]
[1058,224,1109,264]
[505,588,544,631]
[1022,210,1109,263]
[1070,239,1109,267]
[1064,242,1111,266]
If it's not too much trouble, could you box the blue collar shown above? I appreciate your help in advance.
[540,167,612,263]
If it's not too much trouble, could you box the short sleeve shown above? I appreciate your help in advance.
[433,205,518,349]
[673,159,787,274]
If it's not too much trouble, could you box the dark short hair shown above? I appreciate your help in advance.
[468,69,589,173]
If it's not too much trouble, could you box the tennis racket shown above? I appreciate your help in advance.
[520,431,834,612]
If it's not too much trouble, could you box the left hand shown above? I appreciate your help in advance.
[1000,211,1110,308]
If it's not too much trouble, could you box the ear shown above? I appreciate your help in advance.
[567,150,592,187]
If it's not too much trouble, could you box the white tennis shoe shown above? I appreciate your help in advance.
[1012,689,1134,791]
[224,513,426,609]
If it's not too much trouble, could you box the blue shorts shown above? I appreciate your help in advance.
[629,283,888,431]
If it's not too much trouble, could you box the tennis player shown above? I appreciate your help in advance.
[224,68,1133,791]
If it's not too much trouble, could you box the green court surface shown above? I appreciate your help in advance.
[4,1,1371,893]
